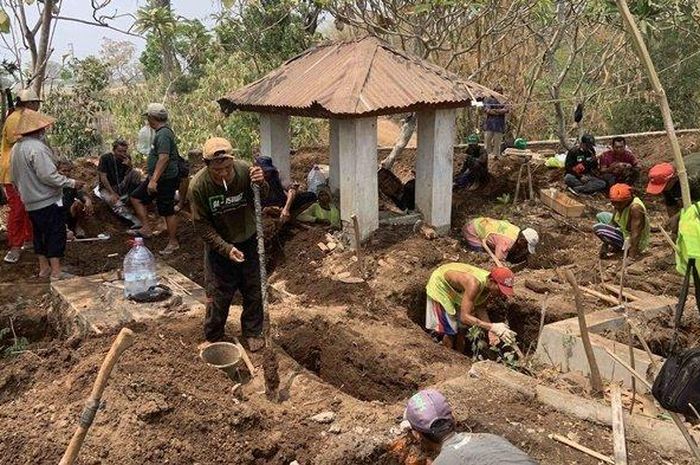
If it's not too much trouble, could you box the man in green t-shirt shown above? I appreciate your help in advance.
[130,103,180,255]
[188,137,267,351]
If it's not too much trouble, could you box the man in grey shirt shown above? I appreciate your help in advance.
[11,109,83,280]
[404,389,537,464]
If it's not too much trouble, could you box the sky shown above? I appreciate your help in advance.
[2,0,220,62]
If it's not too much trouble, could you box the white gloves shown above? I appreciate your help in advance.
[490,322,517,345]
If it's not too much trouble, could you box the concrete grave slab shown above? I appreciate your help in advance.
[51,263,210,336]
[535,296,676,391]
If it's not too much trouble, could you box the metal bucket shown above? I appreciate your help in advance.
[200,342,243,381]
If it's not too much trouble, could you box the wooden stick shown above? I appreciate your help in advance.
[513,164,525,204]
[580,286,620,305]
[626,318,659,373]
[351,214,364,277]
[615,0,691,208]
[59,328,136,465]
[562,270,604,396]
[602,283,640,301]
[610,384,628,465]
[526,162,534,200]
[549,434,614,464]
[658,224,680,253]
[618,242,637,416]
[232,337,256,376]
[481,239,503,268]
[604,348,700,460]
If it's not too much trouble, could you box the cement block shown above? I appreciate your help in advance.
[535,298,675,391]
[51,264,208,335]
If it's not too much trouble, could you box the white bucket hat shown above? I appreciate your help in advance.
[521,228,539,254]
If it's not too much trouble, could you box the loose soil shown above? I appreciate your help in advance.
[1,135,699,464]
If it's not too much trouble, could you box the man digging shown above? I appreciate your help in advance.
[425,263,517,352]
[188,137,267,352]
[593,183,649,260]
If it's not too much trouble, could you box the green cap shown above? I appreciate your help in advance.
[514,138,528,150]
[467,134,479,144]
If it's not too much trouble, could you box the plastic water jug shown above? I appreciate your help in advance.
[123,237,157,298]
[307,165,328,194]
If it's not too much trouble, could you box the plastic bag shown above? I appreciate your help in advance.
[307,164,328,194]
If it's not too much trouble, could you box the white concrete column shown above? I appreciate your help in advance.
[415,109,456,234]
[329,119,340,195]
[338,117,378,247]
[259,113,291,185]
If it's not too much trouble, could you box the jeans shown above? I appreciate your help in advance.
[564,173,607,195]
[203,236,263,342]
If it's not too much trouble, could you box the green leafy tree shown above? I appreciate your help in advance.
[43,57,110,157]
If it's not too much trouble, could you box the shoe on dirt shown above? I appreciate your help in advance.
[159,244,180,256]
[246,336,265,353]
[3,248,20,263]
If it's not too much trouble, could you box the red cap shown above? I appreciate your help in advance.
[609,183,633,202]
[646,163,675,195]
[490,266,515,297]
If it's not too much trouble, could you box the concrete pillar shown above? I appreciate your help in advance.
[415,109,456,234]
[337,117,378,247]
[259,113,291,185]
[329,119,340,195]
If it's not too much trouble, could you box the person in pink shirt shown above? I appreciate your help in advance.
[599,136,640,186]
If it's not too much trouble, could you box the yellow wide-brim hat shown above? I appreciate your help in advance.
[15,109,55,136]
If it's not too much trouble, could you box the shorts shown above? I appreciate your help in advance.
[28,203,67,258]
[132,176,178,217]
[425,296,459,336]
[593,223,624,250]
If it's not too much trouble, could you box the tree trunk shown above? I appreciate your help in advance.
[30,0,56,96]
[615,0,691,207]
[381,114,416,170]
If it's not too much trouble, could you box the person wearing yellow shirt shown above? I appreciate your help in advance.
[1,89,41,264]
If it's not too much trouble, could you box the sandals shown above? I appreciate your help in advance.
[3,249,20,264]
[50,272,75,282]
[159,244,180,256]
[127,229,153,239]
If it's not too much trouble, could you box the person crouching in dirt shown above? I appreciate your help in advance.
[297,185,340,228]
[95,139,142,228]
[188,137,268,352]
[425,263,517,352]
[462,217,538,264]
[454,134,488,191]
[57,158,94,240]
[256,156,316,224]
[400,389,537,465]
[593,183,649,260]
[10,110,84,280]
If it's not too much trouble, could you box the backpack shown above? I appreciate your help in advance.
[651,258,700,416]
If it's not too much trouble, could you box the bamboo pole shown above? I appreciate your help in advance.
[614,0,691,208]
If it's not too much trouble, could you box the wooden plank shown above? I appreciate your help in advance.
[549,434,614,464]
[602,283,640,301]
[610,385,628,465]
[580,286,620,305]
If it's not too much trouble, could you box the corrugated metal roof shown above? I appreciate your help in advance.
[218,37,499,119]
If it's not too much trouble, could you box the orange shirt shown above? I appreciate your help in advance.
[0,108,26,184]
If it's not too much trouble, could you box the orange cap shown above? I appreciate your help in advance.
[609,183,633,202]
[646,163,675,195]
[490,266,514,297]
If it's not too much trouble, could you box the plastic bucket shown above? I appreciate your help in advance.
[200,342,242,381]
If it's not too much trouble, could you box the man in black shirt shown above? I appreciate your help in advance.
[96,139,141,227]
[564,134,607,195]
